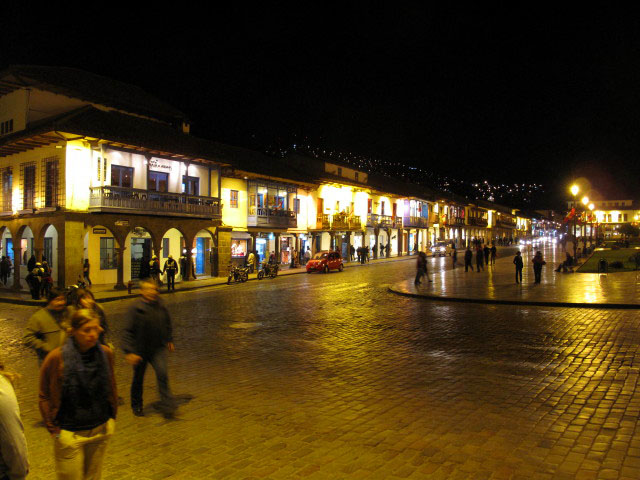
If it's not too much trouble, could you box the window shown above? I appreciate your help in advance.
[624,214,628,222]
[294,198,300,214]
[618,214,623,222]
[230,190,238,208]
[22,163,36,210]
[100,238,117,269]
[44,237,53,264]
[1,167,11,212]
[148,171,168,192]
[182,175,199,196]
[368,199,373,214]
[111,165,133,188]
[380,201,385,215]
[0,119,13,135]
[163,238,170,258]
[44,157,59,207]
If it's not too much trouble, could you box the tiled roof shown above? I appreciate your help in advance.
[0,65,186,124]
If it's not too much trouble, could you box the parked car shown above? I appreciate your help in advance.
[430,242,452,257]
[306,250,344,273]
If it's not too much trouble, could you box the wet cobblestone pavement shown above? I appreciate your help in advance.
[3,258,640,479]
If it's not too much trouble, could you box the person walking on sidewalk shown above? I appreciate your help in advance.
[0,255,10,286]
[149,255,161,285]
[475,246,484,272]
[414,251,431,285]
[0,356,29,480]
[162,255,178,291]
[452,246,458,269]
[483,245,490,266]
[39,308,117,480]
[82,259,92,286]
[464,246,474,272]
[23,288,69,365]
[513,251,524,284]
[490,243,497,266]
[122,279,177,419]
[532,250,546,284]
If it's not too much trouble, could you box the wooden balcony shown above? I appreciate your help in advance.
[89,186,221,219]
[402,216,429,228]
[248,207,297,228]
[315,214,361,231]
[468,217,488,227]
[496,218,517,228]
[366,214,397,228]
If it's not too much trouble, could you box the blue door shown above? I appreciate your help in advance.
[5,239,13,262]
[196,238,205,275]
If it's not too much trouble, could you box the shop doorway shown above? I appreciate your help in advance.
[5,238,12,262]
[131,238,151,280]
[195,237,205,275]
[256,238,267,263]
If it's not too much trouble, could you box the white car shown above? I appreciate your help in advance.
[430,242,452,257]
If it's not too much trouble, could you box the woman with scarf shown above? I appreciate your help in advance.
[39,309,117,480]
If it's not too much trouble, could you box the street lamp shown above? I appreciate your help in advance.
[570,184,579,261]
[588,203,595,247]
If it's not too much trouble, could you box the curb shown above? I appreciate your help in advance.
[0,255,415,307]
[387,286,640,310]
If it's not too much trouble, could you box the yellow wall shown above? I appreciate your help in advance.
[0,89,28,133]
[221,177,248,230]
[65,141,92,210]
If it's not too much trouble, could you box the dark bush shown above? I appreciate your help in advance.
[610,261,624,269]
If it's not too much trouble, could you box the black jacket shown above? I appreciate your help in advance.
[121,299,173,358]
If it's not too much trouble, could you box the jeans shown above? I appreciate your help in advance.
[54,419,114,480]
[166,272,175,291]
[131,349,176,412]
[515,267,523,283]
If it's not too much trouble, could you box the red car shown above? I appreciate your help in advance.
[306,250,344,273]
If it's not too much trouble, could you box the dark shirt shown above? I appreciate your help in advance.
[57,346,112,431]
[122,299,173,358]
[513,256,524,268]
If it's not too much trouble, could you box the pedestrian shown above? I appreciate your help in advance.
[452,245,457,268]
[27,254,36,272]
[23,288,70,365]
[0,354,29,480]
[149,255,161,285]
[513,251,524,284]
[490,243,497,266]
[385,243,390,258]
[39,308,117,480]
[26,262,43,300]
[483,244,490,266]
[464,246,474,272]
[304,247,311,264]
[349,244,355,262]
[0,255,10,285]
[475,246,484,272]
[179,255,188,280]
[414,251,431,285]
[162,255,178,291]
[82,258,92,286]
[122,279,177,418]
[268,251,276,264]
[247,251,255,273]
[356,246,361,264]
[532,250,546,284]
[41,260,53,297]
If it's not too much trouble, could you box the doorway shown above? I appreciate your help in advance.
[131,238,151,280]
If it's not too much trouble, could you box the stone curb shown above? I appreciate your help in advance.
[0,255,414,307]
[387,285,640,309]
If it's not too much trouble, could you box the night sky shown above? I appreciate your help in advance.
[3,6,640,203]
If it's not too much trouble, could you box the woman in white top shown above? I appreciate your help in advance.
[0,357,29,480]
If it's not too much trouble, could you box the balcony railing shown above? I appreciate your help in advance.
[89,186,221,219]
[496,218,517,228]
[248,207,297,228]
[402,216,429,228]
[315,213,361,230]
[366,214,396,228]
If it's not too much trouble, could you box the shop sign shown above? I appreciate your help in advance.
[115,220,129,227]
[92,228,107,234]
[149,158,173,171]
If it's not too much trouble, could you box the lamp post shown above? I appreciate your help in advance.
[581,196,589,252]
[588,203,595,248]
[570,184,579,262]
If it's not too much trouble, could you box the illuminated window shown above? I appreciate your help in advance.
[22,163,36,209]
[111,165,133,188]
[1,167,11,212]
[163,238,170,258]
[294,198,300,214]
[148,171,168,192]
[44,157,59,207]
[100,237,117,270]
[230,190,238,208]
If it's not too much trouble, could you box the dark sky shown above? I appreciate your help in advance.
[3,5,640,200]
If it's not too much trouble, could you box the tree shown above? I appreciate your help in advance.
[617,223,639,239]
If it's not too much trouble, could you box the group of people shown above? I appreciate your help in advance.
[25,256,54,300]
[462,244,497,272]
[513,250,547,283]
[12,278,177,479]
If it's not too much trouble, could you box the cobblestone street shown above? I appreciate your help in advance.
[4,256,640,479]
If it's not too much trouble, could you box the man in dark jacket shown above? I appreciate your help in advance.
[464,246,474,272]
[122,280,176,418]
[513,251,524,284]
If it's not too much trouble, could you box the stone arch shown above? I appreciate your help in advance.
[191,228,217,278]
[126,226,155,282]
[82,223,120,286]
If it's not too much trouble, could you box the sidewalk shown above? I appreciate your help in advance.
[0,253,414,306]
[389,244,640,308]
